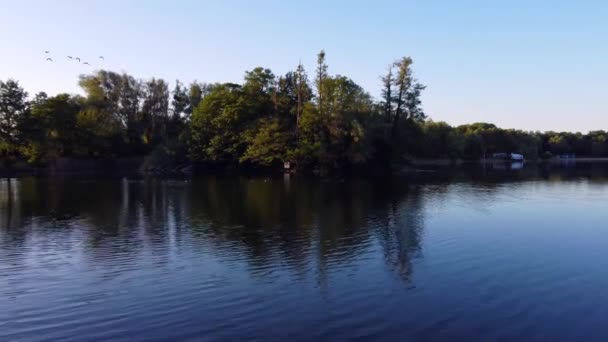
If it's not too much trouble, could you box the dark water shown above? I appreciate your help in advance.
[2,164,608,341]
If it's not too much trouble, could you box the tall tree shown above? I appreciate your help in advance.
[0,53,443,169]
[322,76,374,165]
[187,82,204,116]
[0,80,29,149]
[21,94,82,163]
[294,62,311,139]
[32,92,48,106]
[76,107,121,157]
[240,67,312,166]
[79,71,123,118]
[78,71,126,154]
[141,78,169,143]
[118,74,144,150]
[315,50,328,117]
[79,71,143,132]
[381,64,394,124]
[171,80,189,119]
[390,57,425,140]
[189,83,244,162]
[405,83,426,121]
[391,57,412,139]
[169,80,189,140]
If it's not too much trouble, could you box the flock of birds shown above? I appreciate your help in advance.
[44,50,104,66]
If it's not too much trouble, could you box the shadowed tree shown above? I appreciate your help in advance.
[119,74,144,152]
[386,57,427,144]
[171,80,189,120]
[381,64,394,125]
[294,63,311,141]
[20,94,82,163]
[0,80,29,160]
[189,83,244,163]
[187,82,210,117]
[240,67,312,166]
[141,78,170,144]
[14,53,603,169]
[315,50,328,119]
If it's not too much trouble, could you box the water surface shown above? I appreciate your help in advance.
[2,164,608,341]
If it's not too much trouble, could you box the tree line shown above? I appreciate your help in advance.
[2,51,607,171]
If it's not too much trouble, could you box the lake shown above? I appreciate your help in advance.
[2,164,608,341]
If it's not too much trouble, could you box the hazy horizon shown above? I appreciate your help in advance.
[2,0,607,133]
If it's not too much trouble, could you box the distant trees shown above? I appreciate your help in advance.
[1,50,607,171]
[418,123,543,160]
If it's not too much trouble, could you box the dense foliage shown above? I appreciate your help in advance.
[1,52,607,170]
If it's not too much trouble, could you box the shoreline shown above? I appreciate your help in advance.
[3,157,608,178]
[408,157,608,166]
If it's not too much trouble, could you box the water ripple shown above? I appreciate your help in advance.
[2,173,608,340]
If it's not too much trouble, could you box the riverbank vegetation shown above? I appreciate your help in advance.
[2,51,607,172]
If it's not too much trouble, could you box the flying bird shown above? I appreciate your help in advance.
[67,56,73,59]
[83,62,90,65]
[75,57,80,62]
[45,51,50,54]
[98,56,104,60]
[46,58,53,62]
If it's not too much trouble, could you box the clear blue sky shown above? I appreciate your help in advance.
[1,0,607,132]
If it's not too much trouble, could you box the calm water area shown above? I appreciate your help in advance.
[1,163,608,341]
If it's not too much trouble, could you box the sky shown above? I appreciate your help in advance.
[1,0,607,133]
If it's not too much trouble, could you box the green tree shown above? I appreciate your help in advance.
[390,57,426,141]
[239,67,313,166]
[20,94,82,163]
[79,71,143,153]
[294,63,311,140]
[141,78,170,144]
[190,83,245,163]
[323,76,375,165]
[187,82,215,117]
[78,72,126,155]
[417,121,453,158]
[76,107,122,157]
[119,74,144,151]
[381,64,394,125]
[171,80,189,119]
[316,50,328,118]
[240,118,290,166]
[0,80,29,157]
